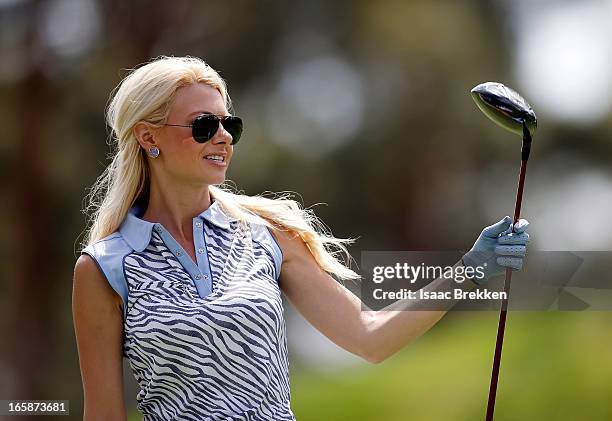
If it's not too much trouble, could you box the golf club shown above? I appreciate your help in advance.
[470,82,537,421]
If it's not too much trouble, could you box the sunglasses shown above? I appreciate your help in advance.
[164,114,243,145]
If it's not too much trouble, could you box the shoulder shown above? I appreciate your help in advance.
[74,250,123,310]
[81,232,132,260]
[249,222,284,280]
[265,225,311,265]
[75,252,102,280]
[77,232,133,314]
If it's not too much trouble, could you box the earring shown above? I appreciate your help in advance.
[148,146,160,158]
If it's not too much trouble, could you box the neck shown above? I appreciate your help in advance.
[142,175,213,240]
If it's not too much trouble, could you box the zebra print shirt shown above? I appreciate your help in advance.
[82,200,296,420]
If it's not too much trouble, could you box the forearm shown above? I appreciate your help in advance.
[82,389,127,421]
[83,405,127,421]
[361,260,477,363]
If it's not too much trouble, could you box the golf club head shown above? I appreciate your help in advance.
[471,82,537,138]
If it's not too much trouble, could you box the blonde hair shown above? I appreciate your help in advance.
[81,55,360,281]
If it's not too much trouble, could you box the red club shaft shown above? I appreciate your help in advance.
[485,158,528,421]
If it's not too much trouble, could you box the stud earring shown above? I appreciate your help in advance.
[148,146,160,158]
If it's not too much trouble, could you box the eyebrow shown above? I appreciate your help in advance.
[186,110,229,118]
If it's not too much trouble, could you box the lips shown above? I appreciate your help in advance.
[204,154,225,162]
[203,153,228,167]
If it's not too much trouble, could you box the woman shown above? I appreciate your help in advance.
[72,55,530,420]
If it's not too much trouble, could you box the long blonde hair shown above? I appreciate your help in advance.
[81,55,360,281]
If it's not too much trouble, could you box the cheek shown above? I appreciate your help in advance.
[186,146,204,165]
[162,140,200,166]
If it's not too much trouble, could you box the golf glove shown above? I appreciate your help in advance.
[462,216,530,285]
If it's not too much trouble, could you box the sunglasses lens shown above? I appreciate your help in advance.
[191,114,243,144]
[222,116,243,145]
[192,115,219,143]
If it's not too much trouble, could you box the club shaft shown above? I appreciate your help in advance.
[485,158,528,421]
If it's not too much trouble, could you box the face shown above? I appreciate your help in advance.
[138,83,234,186]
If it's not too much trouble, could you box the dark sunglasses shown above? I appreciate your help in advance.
[164,114,243,145]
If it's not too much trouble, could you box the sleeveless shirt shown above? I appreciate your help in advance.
[81,200,296,420]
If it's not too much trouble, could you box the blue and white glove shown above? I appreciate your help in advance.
[462,216,530,285]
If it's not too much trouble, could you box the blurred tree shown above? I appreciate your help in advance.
[10,1,59,408]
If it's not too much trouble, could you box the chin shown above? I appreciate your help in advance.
[201,174,226,185]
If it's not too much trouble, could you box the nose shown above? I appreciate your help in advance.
[212,123,233,144]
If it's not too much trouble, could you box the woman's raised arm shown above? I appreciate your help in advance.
[270,216,530,364]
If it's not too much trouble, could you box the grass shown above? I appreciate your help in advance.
[289,312,612,421]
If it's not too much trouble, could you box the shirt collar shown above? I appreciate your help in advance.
[119,199,235,252]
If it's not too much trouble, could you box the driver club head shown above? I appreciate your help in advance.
[471,82,537,138]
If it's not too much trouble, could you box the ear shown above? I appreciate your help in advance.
[133,121,159,150]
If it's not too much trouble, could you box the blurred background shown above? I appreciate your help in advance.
[1,0,612,420]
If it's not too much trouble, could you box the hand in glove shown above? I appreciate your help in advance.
[462,216,530,285]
